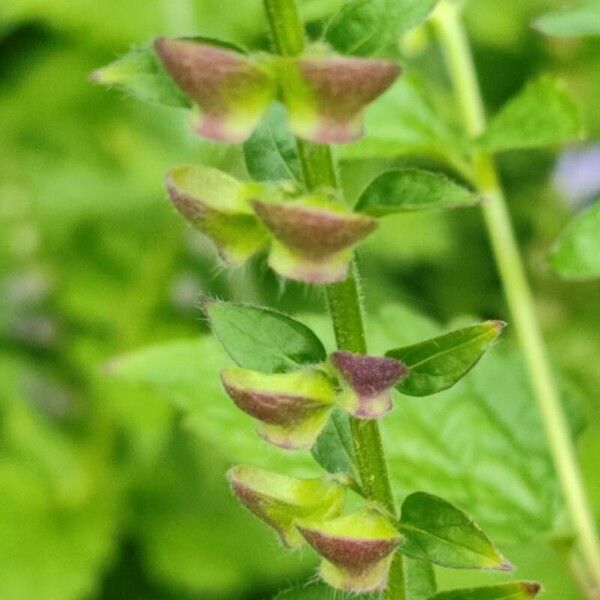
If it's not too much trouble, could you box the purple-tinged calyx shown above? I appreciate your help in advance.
[221,367,335,449]
[331,352,407,419]
[297,506,403,592]
[155,38,276,142]
[278,54,401,143]
[165,165,271,265]
[252,196,377,284]
[228,465,346,548]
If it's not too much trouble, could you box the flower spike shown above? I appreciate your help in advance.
[297,506,403,592]
[279,55,401,143]
[155,38,277,142]
[228,465,346,548]
[252,196,377,284]
[221,367,335,449]
[165,165,270,265]
[331,352,407,419]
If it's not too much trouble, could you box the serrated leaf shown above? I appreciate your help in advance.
[325,0,438,57]
[481,76,582,153]
[398,492,510,570]
[386,321,505,396]
[205,300,327,373]
[91,44,191,108]
[551,201,600,280]
[533,0,600,38]
[404,557,437,600]
[355,169,478,216]
[341,75,466,164]
[430,582,543,600]
[311,407,358,480]
[244,104,304,183]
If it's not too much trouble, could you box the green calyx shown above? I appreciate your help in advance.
[165,165,272,265]
[297,506,403,592]
[220,367,336,449]
[228,465,347,548]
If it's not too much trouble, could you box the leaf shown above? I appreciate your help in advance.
[91,43,191,108]
[341,75,466,165]
[481,76,583,153]
[386,321,505,396]
[274,581,374,599]
[404,557,437,600]
[205,300,327,373]
[429,582,543,600]
[533,0,600,38]
[551,201,600,280]
[311,407,358,480]
[325,0,438,57]
[398,492,511,570]
[355,169,478,216]
[244,104,304,183]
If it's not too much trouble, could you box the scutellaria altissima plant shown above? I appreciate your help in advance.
[94,0,600,598]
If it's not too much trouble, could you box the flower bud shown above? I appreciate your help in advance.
[155,38,277,142]
[252,197,377,284]
[166,165,270,265]
[331,352,407,419]
[221,367,335,449]
[278,55,401,143]
[228,465,346,548]
[297,506,402,592]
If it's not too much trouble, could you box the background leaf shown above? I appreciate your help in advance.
[274,581,375,598]
[550,201,600,280]
[481,76,582,153]
[205,300,327,373]
[355,169,478,216]
[534,0,600,38]
[244,104,304,183]
[430,582,542,600]
[325,0,438,56]
[386,321,505,396]
[405,557,437,600]
[398,492,509,570]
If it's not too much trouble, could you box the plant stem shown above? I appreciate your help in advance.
[433,1,600,594]
[262,0,404,597]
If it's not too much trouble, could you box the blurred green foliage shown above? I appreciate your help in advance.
[1,0,599,599]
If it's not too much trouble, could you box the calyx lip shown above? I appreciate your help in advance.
[331,352,407,419]
[155,38,276,142]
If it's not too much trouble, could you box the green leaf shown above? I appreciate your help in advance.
[205,300,327,373]
[533,0,600,38]
[386,321,505,396]
[481,76,583,153]
[551,202,600,280]
[274,582,373,599]
[341,75,467,165]
[398,492,510,570]
[244,104,303,183]
[325,0,438,57]
[355,169,478,216]
[430,582,542,600]
[404,557,437,600]
[311,407,358,480]
[91,43,191,108]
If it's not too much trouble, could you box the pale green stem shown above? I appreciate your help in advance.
[262,0,404,597]
[432,1,600,595]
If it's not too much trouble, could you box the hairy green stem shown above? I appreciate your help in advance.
[262,0,404,597]
[433,1,600,595]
